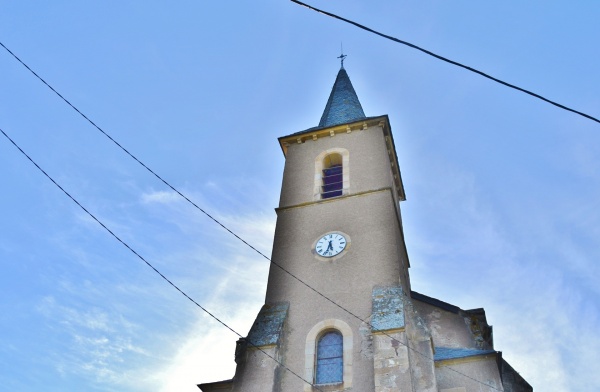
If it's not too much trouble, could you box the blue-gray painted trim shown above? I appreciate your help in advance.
[434,347,497,361]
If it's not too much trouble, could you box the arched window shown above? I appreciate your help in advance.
[304,319,353,391]
[315,330,343,384]
[313,149,349,201]
[321,153,343,199]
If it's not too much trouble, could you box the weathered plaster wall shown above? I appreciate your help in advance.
[264,190,405,391]
[231,346,280,392]
[266,190,405,306]
[412,299,480,349]
[435,356,504,392]
[372,331,414,392]
[370,287,414,392]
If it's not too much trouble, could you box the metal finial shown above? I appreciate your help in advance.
[338,43,347,68]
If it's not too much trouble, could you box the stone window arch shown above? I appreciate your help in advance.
[304,319,353,391]
[314,148,350,200]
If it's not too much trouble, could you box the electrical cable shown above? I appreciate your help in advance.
[0,125,326,392]
[291,0,600,125]
[0,42,502,390]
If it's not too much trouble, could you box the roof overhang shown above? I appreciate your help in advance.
[197,379,233,391]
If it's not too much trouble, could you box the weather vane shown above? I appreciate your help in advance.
[337,42,347,68]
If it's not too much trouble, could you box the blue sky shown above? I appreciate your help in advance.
[1,1,599,391]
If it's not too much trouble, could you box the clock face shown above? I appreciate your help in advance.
[315,233,347,258]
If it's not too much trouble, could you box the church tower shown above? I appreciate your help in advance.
[199,65,532,392]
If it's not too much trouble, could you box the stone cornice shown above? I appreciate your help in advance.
[275,187,390,212]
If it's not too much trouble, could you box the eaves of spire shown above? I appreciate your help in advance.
[318,67,366,128]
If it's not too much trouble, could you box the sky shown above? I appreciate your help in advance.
[0,1,599,391]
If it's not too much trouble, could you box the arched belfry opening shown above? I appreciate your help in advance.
[321,153,343,199]
[313,148,350,201]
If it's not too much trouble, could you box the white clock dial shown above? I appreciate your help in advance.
[315,232,347,258]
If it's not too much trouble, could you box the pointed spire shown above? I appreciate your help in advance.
[318,66,366,128]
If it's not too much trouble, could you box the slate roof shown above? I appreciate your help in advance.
[411,291,461,314]
[318,67,366,128]
[245,302,289,347]
[434,347,497,362]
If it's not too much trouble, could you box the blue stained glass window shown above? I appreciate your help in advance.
[322,164,343,199]
[316,331,343,384]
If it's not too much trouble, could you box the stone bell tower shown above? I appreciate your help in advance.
[198,64,532,392]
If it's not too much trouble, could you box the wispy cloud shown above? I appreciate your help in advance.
[141,190,182,205]
[34,190,276,392]
[405,157,600,391]
[37,296,150,388]
[155,305,262,392]
[139,206,276,392]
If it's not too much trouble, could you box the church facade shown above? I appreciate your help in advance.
[198,66,532,392]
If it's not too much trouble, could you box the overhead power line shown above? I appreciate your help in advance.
[0,125,327,392]
[0,128,501,392]
[0,42,502,390]
[0,37,375,346]
[1,123,502,392]
[291,0,600,124]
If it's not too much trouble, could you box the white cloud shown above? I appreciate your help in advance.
[36,296,151,388]
[141,190,182,205]
[215,212,276,259]
[405,156,600,391]
[156,306,260,392]
[48,203,277,392]
[153,220,272,392]
[38,296,112,333]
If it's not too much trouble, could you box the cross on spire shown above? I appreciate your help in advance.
[337,43,347,69]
